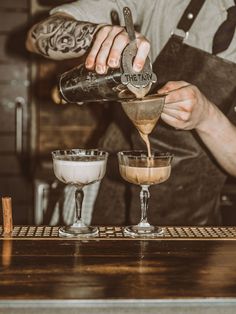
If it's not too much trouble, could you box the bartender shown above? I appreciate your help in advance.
[26,0,236,226]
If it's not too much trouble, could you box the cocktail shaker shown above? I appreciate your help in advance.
[58,65,124,104]
[58,7,157,104]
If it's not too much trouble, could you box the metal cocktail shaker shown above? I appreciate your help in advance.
[58,7,157,104]
[59,65,123,104]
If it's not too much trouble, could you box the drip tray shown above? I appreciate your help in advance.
[1,226,236,240]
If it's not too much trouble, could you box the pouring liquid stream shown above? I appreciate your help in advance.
[139,132,151,158]
[133,117,159,162]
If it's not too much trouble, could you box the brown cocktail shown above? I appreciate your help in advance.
[118,150,173,237]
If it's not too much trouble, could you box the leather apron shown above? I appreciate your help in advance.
[92,0,236,226]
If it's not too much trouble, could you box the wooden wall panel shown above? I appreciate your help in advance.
[0,64,28,82]
[0,12,28,32]
[0,155,25,175]
[35,60,106,154]
[0,0,32,224]
[0,134,27,153]
[0,135,15,152]
[0,84,28,133]
[0,35,29,63]
[0,177,31,203]
[0,0,28,9]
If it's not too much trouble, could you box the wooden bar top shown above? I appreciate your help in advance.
[1,226,236,314]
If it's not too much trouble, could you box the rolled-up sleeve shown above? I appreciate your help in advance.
[50,0,147,26]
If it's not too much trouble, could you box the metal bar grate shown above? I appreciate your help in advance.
[1,226,236,240]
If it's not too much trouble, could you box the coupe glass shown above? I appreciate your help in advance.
[118,150,173,237]
[52,149,108,237]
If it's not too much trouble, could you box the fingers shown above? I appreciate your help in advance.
[161,112,182,129]
[165,94,195,112]
[159,82,205,130]
[86,25,124,73]
[85,25,150,74]
[107,30,129,68]
[133,36,150,72]
[160,82,198,112]
[158,81,190,94]
[95,27,127,73]
[162,102,192,122]
[85,26,111,70]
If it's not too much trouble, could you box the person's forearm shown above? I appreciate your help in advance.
[26,13,102,60]
[196,104,236,177]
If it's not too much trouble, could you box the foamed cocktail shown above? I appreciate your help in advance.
[52,149,108,237]
[53,157,107,186]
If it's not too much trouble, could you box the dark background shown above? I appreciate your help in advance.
[0,0,235,225]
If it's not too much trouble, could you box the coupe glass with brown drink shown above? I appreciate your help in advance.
[118,150,173,237]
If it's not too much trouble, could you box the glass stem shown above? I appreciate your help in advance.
[139,185,150,227]
[74,187,85,225]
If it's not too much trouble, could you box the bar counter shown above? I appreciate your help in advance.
[1,226,236,314]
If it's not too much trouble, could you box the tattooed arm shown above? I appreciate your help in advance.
[26,13,102,60]
[26,12,150,72]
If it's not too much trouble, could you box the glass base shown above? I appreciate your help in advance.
[124,224,164,237]
[59,223,98,237]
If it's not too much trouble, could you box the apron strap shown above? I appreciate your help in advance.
[177,0,206,33]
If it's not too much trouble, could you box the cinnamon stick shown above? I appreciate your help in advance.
[2,197,13,234]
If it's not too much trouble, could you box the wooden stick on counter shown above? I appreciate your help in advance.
[2,197,13,234]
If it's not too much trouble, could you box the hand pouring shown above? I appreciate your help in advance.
[58,7,157,104]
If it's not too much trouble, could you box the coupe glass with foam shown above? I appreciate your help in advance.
[118,151,173,237]
[52,149,108,237]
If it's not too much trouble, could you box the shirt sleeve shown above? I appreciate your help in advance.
[50,0,149,27]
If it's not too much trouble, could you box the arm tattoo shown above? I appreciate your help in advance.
[31,15,100,59]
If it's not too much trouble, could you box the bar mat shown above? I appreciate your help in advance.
[1,226,236,240]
